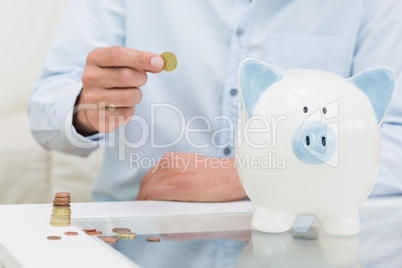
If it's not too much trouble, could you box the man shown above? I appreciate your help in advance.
[29,0,402,201]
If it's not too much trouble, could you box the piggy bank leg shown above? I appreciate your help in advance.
[253,207,295,233]
[318,212,359,236]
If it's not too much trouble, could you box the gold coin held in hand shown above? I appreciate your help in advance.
[161,52,177,72]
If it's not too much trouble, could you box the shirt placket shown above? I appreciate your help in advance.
[218,0,256,157]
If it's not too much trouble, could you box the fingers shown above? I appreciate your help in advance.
[78,46,164,134]
[87,46,164,73]
[136,166,166,200]
[137,172,196,202]
[83,66,148,89]
[136,154,246,202]
[137,185,178,201]
[137,182,199,202]
[84,87,143,107]
[85,105,136,133]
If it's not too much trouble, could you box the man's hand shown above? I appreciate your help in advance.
[136,152,247,202]
[74,46,164,135]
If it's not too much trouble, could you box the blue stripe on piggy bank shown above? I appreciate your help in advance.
[235,58,394,236]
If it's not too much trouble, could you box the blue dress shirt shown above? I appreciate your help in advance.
[29,0,402,201]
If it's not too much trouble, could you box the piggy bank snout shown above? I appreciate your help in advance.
[292,121,337,164]
[303,122,329,154]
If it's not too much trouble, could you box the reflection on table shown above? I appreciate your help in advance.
[75,201,402,268]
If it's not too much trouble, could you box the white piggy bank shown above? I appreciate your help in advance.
[235,59,394,236]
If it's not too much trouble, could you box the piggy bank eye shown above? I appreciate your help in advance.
[322,107,327,114]
[303,106,308,113]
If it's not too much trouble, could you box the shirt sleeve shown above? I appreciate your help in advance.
[28,0,126,157]
[352,1,402,196]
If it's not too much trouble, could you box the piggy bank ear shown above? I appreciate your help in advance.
[347,67,394,125]
[239,58,283,117]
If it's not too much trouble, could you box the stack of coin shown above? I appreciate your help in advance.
[50,192,71,227]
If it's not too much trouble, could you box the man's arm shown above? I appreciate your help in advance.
[29,0,125,156]
[136,152,247,202]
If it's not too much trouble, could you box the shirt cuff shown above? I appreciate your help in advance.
[57,82,105,157]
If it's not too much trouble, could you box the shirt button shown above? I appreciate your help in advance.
[224,147,231,155]
[230,88,238,96]
[236,28,244,36]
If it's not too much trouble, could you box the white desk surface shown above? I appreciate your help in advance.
[0,197,400,268]
[0,200,252,268]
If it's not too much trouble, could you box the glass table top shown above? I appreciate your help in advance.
[73,203,402,268]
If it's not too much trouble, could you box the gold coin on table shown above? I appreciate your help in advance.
[101,236,118,243]
[64,231,79,236]
[82,228,96,232]
[161,52,177,72]
[55,192,70,198]
[87,230,103,236]
[117,231,137,239]
[146,236,161,242]
[47,236,61,240]
[112,227,131,233]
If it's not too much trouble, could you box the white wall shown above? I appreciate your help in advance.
[0,0,69,115]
